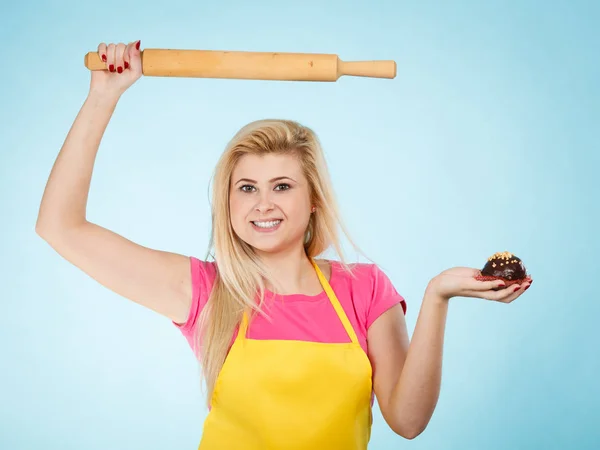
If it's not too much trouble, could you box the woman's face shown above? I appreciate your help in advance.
[229,153,313,255]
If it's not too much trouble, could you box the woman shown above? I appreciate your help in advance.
[35,40,531,449]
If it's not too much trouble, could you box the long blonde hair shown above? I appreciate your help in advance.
[197,119,363,406]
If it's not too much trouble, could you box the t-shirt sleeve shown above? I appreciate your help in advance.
[366,264,407,329]
[172,257,217,340]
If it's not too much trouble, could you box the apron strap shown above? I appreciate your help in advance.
[312,259,360,345]
[236,260,360,345]
[238,311,249,341]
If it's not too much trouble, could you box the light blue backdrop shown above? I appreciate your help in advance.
[1,0,598,449]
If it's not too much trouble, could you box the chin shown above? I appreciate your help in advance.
[244,235,298,255]
[247,238,289,254]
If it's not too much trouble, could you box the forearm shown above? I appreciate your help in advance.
[36,90,120,233]
[391,283,449,437]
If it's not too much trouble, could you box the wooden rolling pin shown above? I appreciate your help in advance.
[84,49,396,81]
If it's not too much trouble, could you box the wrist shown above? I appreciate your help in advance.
[425,277,451,305]
[87,88,121,106]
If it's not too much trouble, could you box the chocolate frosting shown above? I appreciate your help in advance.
[481,251,527,281]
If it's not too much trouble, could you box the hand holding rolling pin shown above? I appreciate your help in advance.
[90,40,142,98]
[85,42,396,82]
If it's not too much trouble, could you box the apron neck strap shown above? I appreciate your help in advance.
[312,259,359,344]
[238,311,249,340]
[236,259,360,345]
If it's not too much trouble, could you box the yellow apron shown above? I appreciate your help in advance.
[198,259,373,449]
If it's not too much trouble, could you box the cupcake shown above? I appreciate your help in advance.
[475,251,532,289]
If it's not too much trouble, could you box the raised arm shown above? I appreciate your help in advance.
[35,40,192,324]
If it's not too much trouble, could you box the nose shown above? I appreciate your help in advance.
[255,190,275,214]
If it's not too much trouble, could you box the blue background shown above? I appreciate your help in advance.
[1,0,598,448]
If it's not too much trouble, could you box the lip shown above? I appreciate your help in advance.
[250,218,283,223]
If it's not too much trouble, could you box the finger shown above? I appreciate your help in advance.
[106,43,116,72]
[469,284,518,302]
[128,39,142,72]
[114,42,126,73]
[495,282,532,303]
[123,42,132,70]
[97,42,107,64]
[467,277,507,291]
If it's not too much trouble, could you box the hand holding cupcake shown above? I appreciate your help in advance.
[427,251,532,303]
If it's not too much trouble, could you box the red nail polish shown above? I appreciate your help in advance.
[524,285,530,290]
[124,61,129,69]
[101,54,107,62]
[109,64,115,72]
[117,66,123,73]
[136,40,141,50]
[513,286,520,292]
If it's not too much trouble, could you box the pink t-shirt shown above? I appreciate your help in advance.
[174,257,407,358]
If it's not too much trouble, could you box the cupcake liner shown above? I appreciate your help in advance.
[474,274,532,287]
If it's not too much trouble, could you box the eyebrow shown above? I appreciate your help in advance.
[234,176,297,185]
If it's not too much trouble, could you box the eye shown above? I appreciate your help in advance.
[274,183,291,191]
[239,185,256,193]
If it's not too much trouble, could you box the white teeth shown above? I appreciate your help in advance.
[253,220,281,228]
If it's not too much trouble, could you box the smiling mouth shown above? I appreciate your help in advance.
[251,219,283,230]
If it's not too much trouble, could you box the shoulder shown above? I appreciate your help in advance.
[189,257,219,307]
[329,260,407,321]
[329,259,389,286]
[173,257,218,336]
[190,256,218,284]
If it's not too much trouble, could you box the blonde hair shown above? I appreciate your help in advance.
[196,119,364,406]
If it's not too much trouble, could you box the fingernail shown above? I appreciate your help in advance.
[117,66,123,73]
[513,286,520,292]
[524,285,530,290]
[101,54,107,62]
[109,64,115,72]
[136,40,141,50]
[124,61,129,69]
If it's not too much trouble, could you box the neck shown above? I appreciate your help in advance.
[256,245,317,295]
